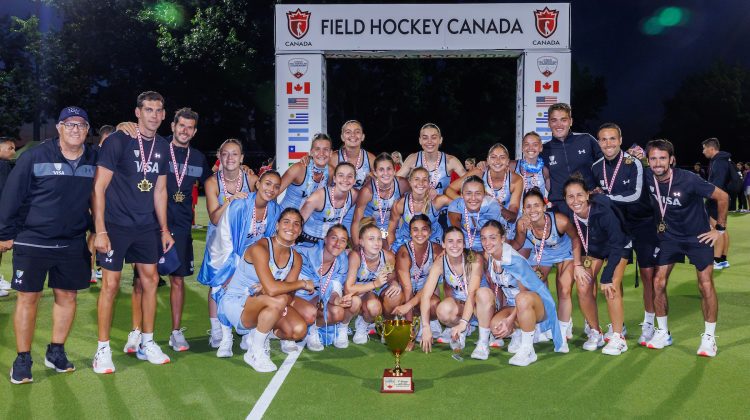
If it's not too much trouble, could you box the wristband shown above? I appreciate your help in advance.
[459,318,469,325]
[96,231,108,235]
[161,228,170,233]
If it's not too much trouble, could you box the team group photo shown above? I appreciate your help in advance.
[1,1,749,419]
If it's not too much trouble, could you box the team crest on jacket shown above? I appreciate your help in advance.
[534,7,559,38]
[287,9,311,40]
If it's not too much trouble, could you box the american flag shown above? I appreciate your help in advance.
[536,96,557,107]
[288,98,309,109]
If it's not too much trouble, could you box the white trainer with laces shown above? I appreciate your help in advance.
[470,342,490,360]
[0,277,12,290]
[208,328,222,349]
[239,333,251,351]
[583,330,605,351]
[306,326,324,352]
[124,329,142,354]
[602,333,628,356]
[353,316,369,345]
[280,340,299,354]
[216,335,234,358]
[169,328,190,352]
[696,333,717,357]
[583,320,592,337]
[0,289,8,297]
[136,341,171,364]
[334,324,349,349]
[557,339,570,354]
[92,346,116,374]
[244,348,277,373]
[604,324,628,343]
[489,336,504,348]
[507,330,522,354]
[509,346,537,366]
[638,322,655,346]
[646,328,673,349]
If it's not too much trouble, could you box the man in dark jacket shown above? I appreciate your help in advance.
[0,137,16,295]
[541,103,602,213]
[0,106,97,384]
[701,137,732,270]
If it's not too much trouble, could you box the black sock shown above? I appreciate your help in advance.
[714,257,722,263]
[720,255,727,262]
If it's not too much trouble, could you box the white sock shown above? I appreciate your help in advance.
[644,312,655,325]
[141,332,154,345]
[91,269,97,276]
[656,316,668,331]
[98,340,110,349]
[704,322,716,336]
[521,330,534,348]
[252,330,270,352]
[220,324,232,340]
[209,317,221,332]
[478,327,490,346]
[558,320,569,335]
[308,324,318,335]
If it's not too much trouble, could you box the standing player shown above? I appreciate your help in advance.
[593,123,658,344]
[644,140,726,357]
[447,176,502,252]
[511,132,550,197]
[0,107,97,384]
[279,133,332,210]
[701,138,733,269]
[397,123,466,195]
[0,137,16,295]
[329,120,376,190]
[541,103,602,213]
[300,163,358,243]
[92,91,175,373]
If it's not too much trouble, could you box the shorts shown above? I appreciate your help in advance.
[745,186,750,196]
[97,224,160,272]
[527,244,573,267]
[11,241,91,293]
[706,200,718,220]
[626,222,658,268]
[654,236,714,271]
[168,230,194,277]
[217,292,253,335]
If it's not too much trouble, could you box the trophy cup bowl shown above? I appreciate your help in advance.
[375,316,419,393]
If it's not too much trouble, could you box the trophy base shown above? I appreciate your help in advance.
[381,368,414,393]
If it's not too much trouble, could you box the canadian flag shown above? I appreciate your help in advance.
[286,82,310,94]
[534,81,559,93]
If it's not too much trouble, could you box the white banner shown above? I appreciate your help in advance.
[275,54,327,173]
[276,3,570,52]
[520,51,571,146]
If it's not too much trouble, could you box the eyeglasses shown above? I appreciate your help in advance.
[61,122,89,131]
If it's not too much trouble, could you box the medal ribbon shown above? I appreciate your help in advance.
[572,213,590,256]
[533,213,549,269]
[423,152,441,188]
[446,254,468,294]
[329,187,348,225]
[169,143,191,191]
[602,151,624,193]
[251,201,268,237]
[374,179,390,229]
[219,170,242,202]
[463,206,479,248]
[136,127,156,180]
[653,171,673,224]
[486,170,507,205]
[318,258,336,301]
[342,148,362,170]
[409,240,429,288]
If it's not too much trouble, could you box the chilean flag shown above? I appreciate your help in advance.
[288,145,306,159]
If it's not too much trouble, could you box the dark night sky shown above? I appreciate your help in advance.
[3,0,749,144]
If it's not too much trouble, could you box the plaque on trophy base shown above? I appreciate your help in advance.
[381,368,414,393]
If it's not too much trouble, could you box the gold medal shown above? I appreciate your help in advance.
[381,229,389,239]
[625,157,634,165]
[535,268,543,279]
[657,221,667,233]
[173,191,186,203]
[583,257,592,269]
[137,178,153,192]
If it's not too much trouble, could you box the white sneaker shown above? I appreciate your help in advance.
[696,333,717,357]
[638,322,655,346]
[0,289,8,297]
[436,328,453,344]
[208,328,223,349]
[243,349,277,373]
[92,346,115,374]
[583,330,605,351]
[0,278,12,290]
[136,341,171,364]
[557,340,570,354]
[583,320,592,337]
[306,326,324,352]
[281,340,299,354]
[604,324,628,343]
[450,331,466,351]
[216,336,234,358]
[646,328,673,349]
[239,333,250,351]
[124,329,142,354]
[565,321,573,340]
[533,327,552,343]
[334,324,349,349]
[507,330,522,354]
[489,336,504,348]
[429,320,443,337]
[353,316,369,345]
[713,261,724,270]
[263,334,271,357]
[470,342,490,360]
[720,260,730,269]
[169,328,190,352]
[602,333,628,356]
[509,345,537,366]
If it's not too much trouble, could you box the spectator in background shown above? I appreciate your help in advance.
[98,125,115,146]
[391,151,402,172]
[735,162,746,211]
[701,138,732,269]
[693,162,707,180]
[464,157,476,172]
[744,163,750,213]
[0,137,17,295]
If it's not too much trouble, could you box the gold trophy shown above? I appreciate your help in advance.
[375,315,419,393]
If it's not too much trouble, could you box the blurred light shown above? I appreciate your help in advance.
[642,17,664,36]
[151,1,185,29]
[641,6,691,36]
[658,7,685,27]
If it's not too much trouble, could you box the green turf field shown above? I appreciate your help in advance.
[1,199,749,419]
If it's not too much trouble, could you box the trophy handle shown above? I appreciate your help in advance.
[410,316,421,341]
[374,315,396,337]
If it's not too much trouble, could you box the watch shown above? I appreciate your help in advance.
[715,224,726,232]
